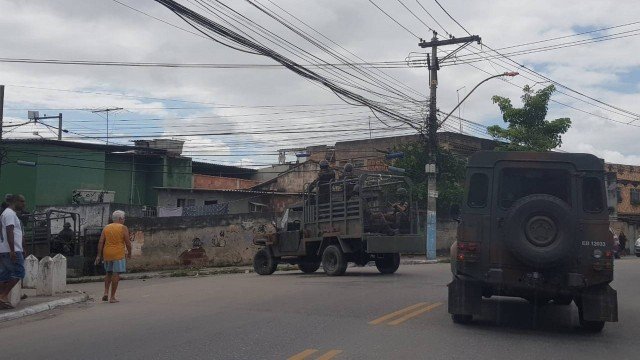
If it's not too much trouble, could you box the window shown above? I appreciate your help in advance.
[582,177,604,213]
[467,173,489,208]
[353,159,365,168]
[204,200,218,206]
[631,188,640,205]
[177,198,195,207]
[250,202,268,213]
[617,187,622,203]
[499,168,571,209]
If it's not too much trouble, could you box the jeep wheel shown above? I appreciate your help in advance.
[298,260,321,274]
[375,253,401,274]
[580,318,605,332]
[504,194,575,268]
[451,314,473,324]
[322,245,348,276]
[253,249,277,275]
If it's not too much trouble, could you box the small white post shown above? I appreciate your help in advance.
[8,281,21,308]
[52,254,67,294]
[23,254,39,289]
[36,256,54,296]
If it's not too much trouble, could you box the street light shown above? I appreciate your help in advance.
[456,86,466,133]
[439,72,519,128]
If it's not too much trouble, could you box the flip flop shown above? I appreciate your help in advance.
[109,299,120,303]
[102,295,109,302]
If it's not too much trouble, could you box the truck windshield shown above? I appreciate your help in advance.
[499,168,571,209]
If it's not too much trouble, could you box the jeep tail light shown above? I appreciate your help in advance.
[457,242,479,252]
[457,242,479,262]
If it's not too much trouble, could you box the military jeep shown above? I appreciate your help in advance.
[252,174,425,276]
[449,151,618,332]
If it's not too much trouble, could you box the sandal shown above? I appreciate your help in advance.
[102,295,109,302]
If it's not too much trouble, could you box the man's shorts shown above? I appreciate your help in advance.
[0,251,25,282]
[103,259,126,274]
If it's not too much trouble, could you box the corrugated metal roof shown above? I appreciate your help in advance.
[154,187,302,195]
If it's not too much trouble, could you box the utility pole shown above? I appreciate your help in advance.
[456,86,466,133]
[0,85,4,182]
[57,113,63,140]
[92,108,123,145]
[0,85,4,142]
[419,31,481,260]
[30,112,65,140]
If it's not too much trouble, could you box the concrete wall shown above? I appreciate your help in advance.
[254,164,296,183]
[0,144,106,211]
[607,163,640,216]
[194,174,258,190]
[254,161,319,193]
[125,213,275,270]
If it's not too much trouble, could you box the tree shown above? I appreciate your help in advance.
[488,85,571,151]
[393,142,466,215]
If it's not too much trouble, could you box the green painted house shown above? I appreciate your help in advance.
[0,139,192,210]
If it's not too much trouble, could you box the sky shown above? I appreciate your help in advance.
[1,0,639,166]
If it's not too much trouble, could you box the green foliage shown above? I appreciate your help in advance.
[488,85,571,151]
[393,142,466,214]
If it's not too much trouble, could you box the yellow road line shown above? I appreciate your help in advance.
[368,302,428,325]
[316,350,343,360]
[388,302,443,326]
[287,349,319,360]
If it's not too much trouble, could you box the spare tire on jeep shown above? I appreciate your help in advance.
[503,194,575,268]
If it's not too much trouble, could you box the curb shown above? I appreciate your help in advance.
[0,292,90,323]
[67,259,446,284]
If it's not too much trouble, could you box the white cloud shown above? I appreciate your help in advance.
[0,0,638,166]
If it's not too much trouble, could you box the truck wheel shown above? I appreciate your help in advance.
[253,249,277,275]
[298,261,321,274]
[322,245,347,276]
[451,314,473,324]
[375,253,401,274]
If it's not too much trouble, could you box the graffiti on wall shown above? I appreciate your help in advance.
[72,190,115,204]
[143,220,278,268]
[179,237,209,266]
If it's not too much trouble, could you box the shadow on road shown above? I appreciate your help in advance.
[462,297,607,336]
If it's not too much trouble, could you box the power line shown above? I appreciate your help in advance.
[0,57,416,69]
[428,2,640,125]
[432,0,471,36]
[367,0,421,39]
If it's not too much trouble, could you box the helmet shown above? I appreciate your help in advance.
[64,222,72,228]
[344,163,354,173]
[396,187,408,196]
[319,160,329,169]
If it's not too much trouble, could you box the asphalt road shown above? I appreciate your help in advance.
[1,258,639,360]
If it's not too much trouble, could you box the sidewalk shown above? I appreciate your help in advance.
[0,288,89,323]
[67,256,445,284]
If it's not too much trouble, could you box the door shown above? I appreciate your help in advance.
[490,162,577,267]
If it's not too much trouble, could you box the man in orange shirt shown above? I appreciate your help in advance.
[95,210,131,303]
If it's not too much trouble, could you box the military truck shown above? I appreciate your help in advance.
[449,151,618,332]
[252,174,425,276]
